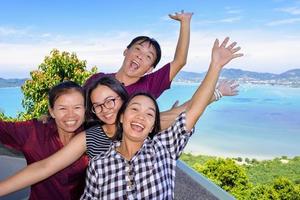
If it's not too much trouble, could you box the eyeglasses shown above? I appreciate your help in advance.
[92,96,120,114]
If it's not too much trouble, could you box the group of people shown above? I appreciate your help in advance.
[0,11,242,200]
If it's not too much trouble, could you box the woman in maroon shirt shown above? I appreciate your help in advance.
[0,81,88,200]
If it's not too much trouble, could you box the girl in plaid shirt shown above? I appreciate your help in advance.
[81,37,243,199]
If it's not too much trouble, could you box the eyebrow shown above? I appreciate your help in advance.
[130,102,156,113]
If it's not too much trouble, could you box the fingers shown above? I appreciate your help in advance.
[232,46,241,53]
[213,39,220,49]
[232,53,244,58]
[227,41,237,50]
[220,37,229,47]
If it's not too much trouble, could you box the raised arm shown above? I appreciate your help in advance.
[169,10,193,81]
[0,132,87,196]
[185,37,243,130]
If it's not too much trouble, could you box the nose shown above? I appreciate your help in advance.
[136,113,146,121]
[66,108,76,117]
[136,54,142,60]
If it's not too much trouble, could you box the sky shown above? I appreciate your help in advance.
[0,0,300,78]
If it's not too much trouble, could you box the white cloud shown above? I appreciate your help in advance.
[0,26,29,36]
[266,17,300,25]
[276,6,300,15]
[225,6,243,14]
[0,28,300,78]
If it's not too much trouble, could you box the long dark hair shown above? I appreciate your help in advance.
[114,92,161,141]
[85,76,129,125]
[127,36,161,68]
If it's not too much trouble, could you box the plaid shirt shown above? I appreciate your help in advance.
[81,112,194,200]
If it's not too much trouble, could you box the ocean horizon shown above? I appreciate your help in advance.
[0,83,300,160]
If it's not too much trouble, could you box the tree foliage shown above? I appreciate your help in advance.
[20,49,97,119]
[180,154,300,199]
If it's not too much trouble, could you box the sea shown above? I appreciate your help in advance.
[0,83,300,160]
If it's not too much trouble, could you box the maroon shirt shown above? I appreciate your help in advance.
[84,63,171,99]
[0,119,89,200]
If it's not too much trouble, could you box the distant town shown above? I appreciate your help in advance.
[174,68,300,88]
[1,68,300,88]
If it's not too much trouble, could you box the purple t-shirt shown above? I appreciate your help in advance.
[0,119,88,200]
[84,63,171,99]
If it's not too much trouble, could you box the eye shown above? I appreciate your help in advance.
[147,113,154,117]
[147,55,152,60]
[131,107,138,111]
[135,47,140,51]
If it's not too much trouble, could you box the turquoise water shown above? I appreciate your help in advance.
[0,84,299,159]
[158,83,300,159]
[0,87,24,117]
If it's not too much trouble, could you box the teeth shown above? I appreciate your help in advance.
[104,113,113,118]
[130,60,140,70]
[131,122,144,129]
[65,120,76,126]
[132,60,140,67]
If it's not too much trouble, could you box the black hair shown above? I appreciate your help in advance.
[48,81,84,109]
[114,92,161,141]
[85,76,129,124]
[127,36,161,68]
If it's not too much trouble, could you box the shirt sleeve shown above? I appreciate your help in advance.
[85,126,112,159]
[0,120,35,151]
[145,63,171,99]
[80,160,100,200]
[154,111,194,160]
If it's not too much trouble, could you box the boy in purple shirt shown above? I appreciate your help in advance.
[84,11,192,99]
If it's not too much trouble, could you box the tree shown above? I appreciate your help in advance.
[247,184,279,200]
[272,177,300,200]
[20,49,97,119]
[199,158,252,198]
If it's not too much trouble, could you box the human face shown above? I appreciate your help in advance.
[122,41,157,78]
[121,95,156,143]
[49,91,85,135]
[90,85,123,125]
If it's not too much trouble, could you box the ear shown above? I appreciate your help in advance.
[120,114,124,124]
[146,66,154,74]
[48,107,55,119]
[123,49,128,56]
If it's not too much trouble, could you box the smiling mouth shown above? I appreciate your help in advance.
[131,122,145,132]
[64,120,77,126]
[103,113,114,119]
[130,60,140,71]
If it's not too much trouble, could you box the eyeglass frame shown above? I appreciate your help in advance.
[91,96,120,114]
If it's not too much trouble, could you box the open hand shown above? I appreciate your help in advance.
[211,37,243,69]
[217,80,239,96]
[169,10,193,23]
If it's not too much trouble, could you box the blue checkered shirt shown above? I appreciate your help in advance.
[81,112,194,200]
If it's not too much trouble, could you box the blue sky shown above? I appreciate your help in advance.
[1,0,300,78]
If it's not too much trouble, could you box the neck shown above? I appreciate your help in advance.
[58,132,75,146]
[115,70,140,86]
[117,138,143,161]
[102,124,116,138]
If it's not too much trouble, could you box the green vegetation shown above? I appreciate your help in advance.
[180,153,300,200]
[0,49,97,120]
